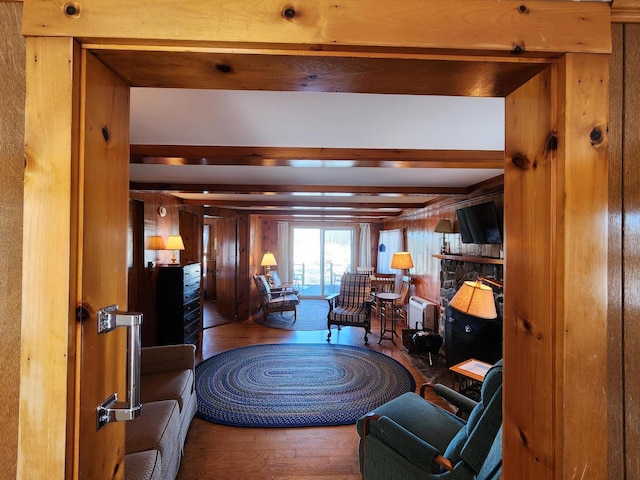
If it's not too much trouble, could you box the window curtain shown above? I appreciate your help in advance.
[277,222,290,282]
[377,229,403,273]
[359,223,371,268]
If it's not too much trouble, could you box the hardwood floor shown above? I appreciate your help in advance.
[177,307,451,480]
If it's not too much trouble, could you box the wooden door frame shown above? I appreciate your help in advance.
[19,1,611,478]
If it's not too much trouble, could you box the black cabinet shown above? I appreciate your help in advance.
[157,263,201,346]
[444,307,502,367]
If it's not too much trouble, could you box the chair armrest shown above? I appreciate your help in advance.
[364,415,452,472]
[325,293,339,311]
[271,285,295,298]
[420,382,478,416]
[141,344,196,375]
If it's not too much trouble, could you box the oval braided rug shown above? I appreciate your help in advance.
[195,343,416,427]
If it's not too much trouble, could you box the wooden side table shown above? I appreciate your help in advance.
[449,358,493,400]
[376,292,401,344]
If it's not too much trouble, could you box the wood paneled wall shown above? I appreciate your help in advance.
[0,3,24,477]
[385,194,504,304]
[254,195,502,312]
[609,23,640,480]
[127,191,202,345]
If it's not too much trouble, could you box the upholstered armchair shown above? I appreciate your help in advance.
[253,274,300,321]
[326,273,372,344]
[357,360,503,480]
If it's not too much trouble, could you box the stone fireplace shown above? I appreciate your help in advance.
[436,255,504,365]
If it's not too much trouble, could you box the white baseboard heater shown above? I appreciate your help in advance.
[408,296,439,332]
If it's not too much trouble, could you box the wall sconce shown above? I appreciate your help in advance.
[434,219,453,254]
[166,234,185,264]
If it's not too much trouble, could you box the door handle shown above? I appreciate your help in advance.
[96,304,144,430]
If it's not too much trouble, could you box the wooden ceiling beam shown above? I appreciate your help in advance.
[233,209,401,217]
[130,145,504,169]
[129,182,467,196]
[186,199,420,208]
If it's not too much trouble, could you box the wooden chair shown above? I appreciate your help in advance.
[253,274,300,321]
[392,276,411,325]
[371,273,396,312]
[326,273,373,344]
[356,266,375,275]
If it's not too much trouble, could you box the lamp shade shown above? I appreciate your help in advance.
[147,235,165,250]
[166,235,185,251]
[260,252,277,267]
[434,219,454,233]
[390,252,414,270]
[449,280,497,319]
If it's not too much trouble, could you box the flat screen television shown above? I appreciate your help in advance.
[456,201,503,244]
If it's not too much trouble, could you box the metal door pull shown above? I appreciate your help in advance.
[96,305,144,430]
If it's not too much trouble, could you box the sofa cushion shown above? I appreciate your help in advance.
[141,369,194,412]
[125,450,162,480]
[126,400,182,479]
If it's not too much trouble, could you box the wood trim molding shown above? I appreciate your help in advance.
[612,0,640,23]
[22,0,611,55]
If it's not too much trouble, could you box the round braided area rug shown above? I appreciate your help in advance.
[195,343,416,427]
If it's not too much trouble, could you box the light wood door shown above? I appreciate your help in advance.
[19,40,130,479]
[216,217,238,320]
[77,52,130,477]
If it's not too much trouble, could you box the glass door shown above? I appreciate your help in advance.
[292,227,354,297]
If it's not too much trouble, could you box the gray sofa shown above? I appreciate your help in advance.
[125,344,197,480]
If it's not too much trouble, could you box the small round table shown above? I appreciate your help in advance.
[376,292,401,344]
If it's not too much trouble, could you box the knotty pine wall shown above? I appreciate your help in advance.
[0,3,24,477]
[254,194,502,309]
[385,193,504,305]
[128,191,202,345]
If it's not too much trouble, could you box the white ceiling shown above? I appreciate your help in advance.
[130,89,504,149]
[129,89,505,219]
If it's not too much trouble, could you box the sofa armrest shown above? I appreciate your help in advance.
[141,344,196,375]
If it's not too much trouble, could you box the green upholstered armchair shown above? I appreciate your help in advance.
[357,360,503,480]
[325,273,373,345]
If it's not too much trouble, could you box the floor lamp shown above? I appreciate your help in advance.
[391,251,414,290]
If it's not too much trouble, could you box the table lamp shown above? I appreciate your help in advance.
[449,279,497,319]
[260,251,277,285]
[434,219,454,254]
[166,234,185,264]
